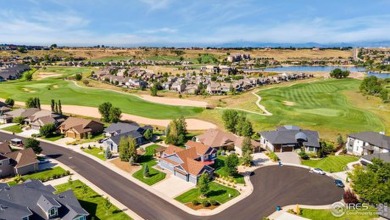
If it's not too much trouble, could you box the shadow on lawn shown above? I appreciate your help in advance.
[206,189,227,197]
[79,200,99,220]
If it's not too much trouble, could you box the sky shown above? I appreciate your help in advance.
[1,0,390,46]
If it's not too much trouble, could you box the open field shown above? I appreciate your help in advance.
[1,48,352,63]
[56,180,131,220]
[0,67,204,120]
[301,155,358,172]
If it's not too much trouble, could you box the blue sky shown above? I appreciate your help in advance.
[1,0,389,46]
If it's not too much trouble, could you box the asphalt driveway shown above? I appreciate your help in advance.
[0,132,343,220]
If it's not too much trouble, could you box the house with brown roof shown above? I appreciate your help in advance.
[58,117,104,140]
[195,129,260,155]
[25,109,65,130]
[158,141,216,184]
[0,143,38,177]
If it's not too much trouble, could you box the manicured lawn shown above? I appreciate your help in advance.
[175,182,239,204]
[1,124,22,133]
[82,147,106,161]
[7,167,70,186]
[301,207,378,220]
[132,144,166,185]
[248,79,386,140]
[301,155,358,172]
[56,180,131,220]
[43,133,64,141]
[0,67,203,119]
[213,156,245,184]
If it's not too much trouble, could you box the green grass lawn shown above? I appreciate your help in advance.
[301,155,358,172]
[42,133,64,141]
[248,79,386,139]
[8,166,70,185]
[55,180,131,220]
[82,147,106,161]
[213,156,245,184]
[175,182,239,204]
[0,67,203,119]
[132,144,166,185]
[1,124,23,133]
[300,207,378,220]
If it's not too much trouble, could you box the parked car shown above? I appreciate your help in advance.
[310,168,325,175]
[334,179,345,188]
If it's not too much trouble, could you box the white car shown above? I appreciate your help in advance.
[310,168,325,175]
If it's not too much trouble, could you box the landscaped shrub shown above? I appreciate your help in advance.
[202,200,211,207]
[343,189,359,204]
[192,200,200,205]
[210,200,219,206]
[298,151,309,160]
[267,151,279,162]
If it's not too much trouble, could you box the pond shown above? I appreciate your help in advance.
[367,72,390,79]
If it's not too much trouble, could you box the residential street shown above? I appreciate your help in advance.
[0,132,343,220]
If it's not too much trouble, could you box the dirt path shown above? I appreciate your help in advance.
[252,91,272,116]
[0,99,216,130]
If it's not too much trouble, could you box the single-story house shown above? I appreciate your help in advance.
[0,101,11,115]
[346,132,390,156]
[0,108,40,124]
[103,130,146,152]
[360,153,390,166]
[195,129,261,155]
[6,148,39,175]
[26,110,65,130]
[0,179,88,220]
[103,122,152,137]
[158,141,216,184]
[59,117,104,140]
[0,145,38,177]
[259,125,320,153]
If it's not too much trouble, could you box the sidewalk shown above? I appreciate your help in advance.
[10,129,258,216]
[44,159,144,220]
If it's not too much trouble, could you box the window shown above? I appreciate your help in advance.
[49,208,58,217]
[22,217,29,220]
[73,216,86,220]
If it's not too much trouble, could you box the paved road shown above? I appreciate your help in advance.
[0,132,343,220]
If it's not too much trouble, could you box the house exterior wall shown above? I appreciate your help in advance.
[87,122,104,134]
[0,158,14,177]
[234,146,243,156]
[345,137,390,156]
[174,169,188,181]
[103,140,118,152]
[188,175,198,184]
[260,136,275,151]
[158,160,174,172]
[16,163,38,175]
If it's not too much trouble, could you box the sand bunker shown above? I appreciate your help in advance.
[283,101,296,106]
[37,72,62,80]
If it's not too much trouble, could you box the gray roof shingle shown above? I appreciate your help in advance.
[349,132,390,150]
[260,126,320,148]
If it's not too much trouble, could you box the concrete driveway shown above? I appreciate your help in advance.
[252,152,272,166]
[276,152,301,165]
[152,174,195,198]
[19,129,39,137]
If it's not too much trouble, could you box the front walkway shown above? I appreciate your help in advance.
[19,128,39,137]
[152,174,195,198]
[276,152,301,165]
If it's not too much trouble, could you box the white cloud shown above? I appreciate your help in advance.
[139,0,173,10]
[137,27,177,34]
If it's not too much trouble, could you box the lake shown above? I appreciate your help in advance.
[367,72,390,79]
[262,66,367,72]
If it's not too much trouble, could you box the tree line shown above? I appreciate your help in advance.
[360,76,389,102]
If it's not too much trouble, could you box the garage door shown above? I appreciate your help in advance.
[175,169,188,182]
[66,131,76,139]
[282,146,294,152]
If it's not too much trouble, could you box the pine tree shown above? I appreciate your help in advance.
[55,103,58,113]
[143,164,150,177]
[58,100,62,114]
[119,137,130,161]
[51,99,55,112]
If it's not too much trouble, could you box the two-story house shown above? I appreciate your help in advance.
[346,131,390,156]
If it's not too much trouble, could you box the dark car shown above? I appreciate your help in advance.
[334,179,345,188]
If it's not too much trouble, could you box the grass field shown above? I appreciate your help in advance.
[56,180,131,220]
[300,207,378,220]
[132,144,166,185]
[175,182,239,204]
[82,147,106,161]
[0,67,203,119]
[1,124,23,133]
[301,155,358,172]
[248,78,387,140]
